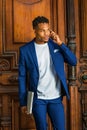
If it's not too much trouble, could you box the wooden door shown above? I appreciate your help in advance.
[2,0,87,130]
[0,0,67,130]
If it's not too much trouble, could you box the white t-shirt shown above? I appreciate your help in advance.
[34,42,61,99]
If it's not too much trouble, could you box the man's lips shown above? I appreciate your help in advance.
[44,36,50,40]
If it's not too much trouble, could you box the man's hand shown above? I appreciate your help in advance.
[21,106,27,114]
[50,30,62,46]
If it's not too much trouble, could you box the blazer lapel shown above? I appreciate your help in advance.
[29,41,39,71]
[48,40,61,73]
[48,40,60,63]
[48,41,55,62]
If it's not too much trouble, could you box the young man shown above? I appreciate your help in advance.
[18,16,77,130]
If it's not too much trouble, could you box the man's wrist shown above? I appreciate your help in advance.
[57,41,63,46]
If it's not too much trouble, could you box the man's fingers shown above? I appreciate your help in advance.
[21,106,27,114]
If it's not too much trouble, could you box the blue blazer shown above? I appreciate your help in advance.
[18,39,77,106]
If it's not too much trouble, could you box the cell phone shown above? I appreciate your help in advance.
[49,30,54,40]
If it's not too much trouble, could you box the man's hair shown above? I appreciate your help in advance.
[32,16,49,29]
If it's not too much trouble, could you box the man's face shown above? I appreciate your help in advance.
[34,23,50,43]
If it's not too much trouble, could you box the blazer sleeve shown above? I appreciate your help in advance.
[59,43,77,66]
[18,47,27,106]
